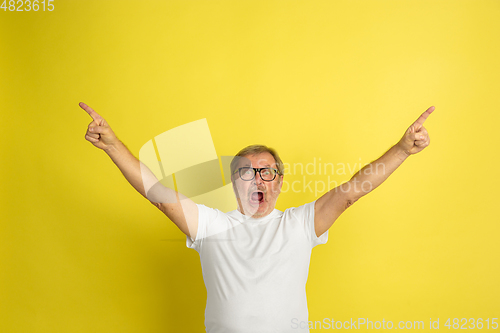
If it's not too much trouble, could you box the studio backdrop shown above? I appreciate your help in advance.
[1,0,499,332]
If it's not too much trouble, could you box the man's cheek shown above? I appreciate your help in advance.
[233,183,243,198]
[235,183,250,199]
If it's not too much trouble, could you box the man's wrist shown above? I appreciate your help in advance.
[393,142,411,161]
[103,140,123,156]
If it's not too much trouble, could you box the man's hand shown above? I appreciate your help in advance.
[397,106,435,156]
[80,102,118,151]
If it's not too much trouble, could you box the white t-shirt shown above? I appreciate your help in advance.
[186,201,328,333]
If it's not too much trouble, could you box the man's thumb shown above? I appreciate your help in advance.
[89,126,106,134]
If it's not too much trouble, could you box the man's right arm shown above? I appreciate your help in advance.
[80,102,198,239]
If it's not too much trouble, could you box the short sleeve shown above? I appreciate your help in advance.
[290,201,328,248]
[186,204,216,252]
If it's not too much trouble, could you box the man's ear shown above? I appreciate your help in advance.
[278,175,284,191]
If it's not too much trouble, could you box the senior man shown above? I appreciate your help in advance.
[80,102,434,333]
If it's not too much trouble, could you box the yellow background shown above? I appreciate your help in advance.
[1,0,499,332]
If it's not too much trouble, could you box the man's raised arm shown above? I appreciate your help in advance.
[314,106,435,237]
[79,102,198,238]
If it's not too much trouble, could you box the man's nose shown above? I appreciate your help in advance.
[253,170,264,184]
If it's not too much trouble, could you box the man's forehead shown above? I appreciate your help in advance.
[236,153,277,167]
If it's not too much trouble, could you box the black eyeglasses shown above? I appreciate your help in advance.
[235,167,280,181]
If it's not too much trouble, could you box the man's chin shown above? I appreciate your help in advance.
[242,201,268,217]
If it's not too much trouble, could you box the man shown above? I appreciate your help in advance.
[80,102,434,332]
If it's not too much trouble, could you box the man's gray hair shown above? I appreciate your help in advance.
[230,144,285,177]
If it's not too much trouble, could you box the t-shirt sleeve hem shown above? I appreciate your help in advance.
[309,200,329,247]
[185,204,207,251]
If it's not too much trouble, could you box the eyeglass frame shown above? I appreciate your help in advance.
[234,167,281,182]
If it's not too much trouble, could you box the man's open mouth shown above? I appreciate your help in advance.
[250,191,264,204]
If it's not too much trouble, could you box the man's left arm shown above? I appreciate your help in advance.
[314,106,435,237]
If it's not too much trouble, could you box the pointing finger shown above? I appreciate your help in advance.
[79,102,102,121]
[412,106,435,128]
